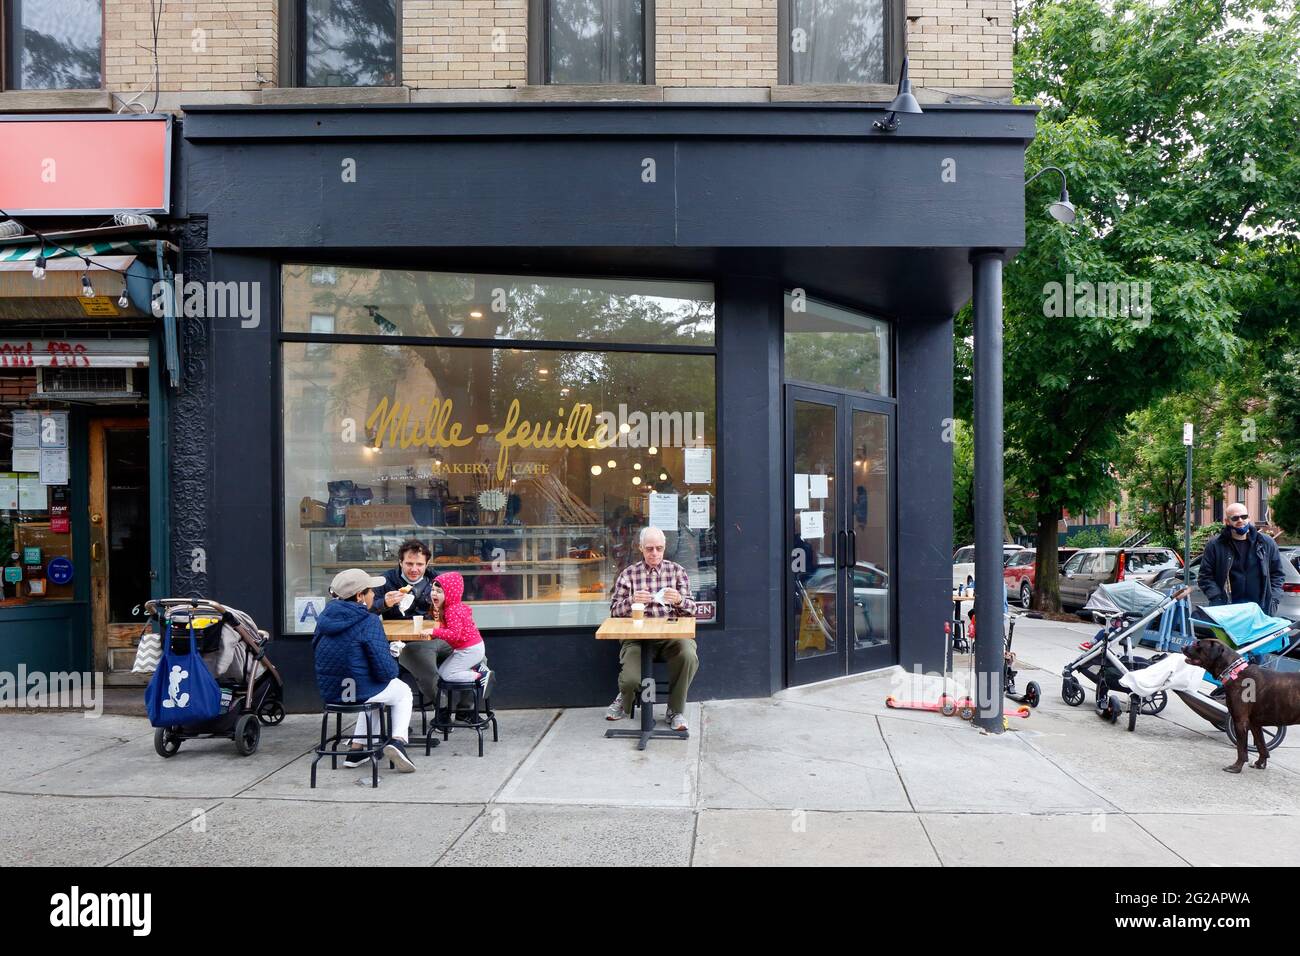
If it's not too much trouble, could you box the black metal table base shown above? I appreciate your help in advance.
[605,726,690,750]
[605,636,689,750]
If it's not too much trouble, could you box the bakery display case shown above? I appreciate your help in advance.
[306,523,615,627]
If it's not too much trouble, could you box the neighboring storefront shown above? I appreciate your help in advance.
[0,114,178,682]
[171,101,1035,710]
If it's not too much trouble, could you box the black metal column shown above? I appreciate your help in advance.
[972,250,1005,733]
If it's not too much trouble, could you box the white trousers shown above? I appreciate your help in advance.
[352,678,413,743]
[437,642,486,684]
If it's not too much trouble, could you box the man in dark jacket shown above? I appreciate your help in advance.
[313,568,417,771]
[371,539,435,620]
[1199,503,1286,616]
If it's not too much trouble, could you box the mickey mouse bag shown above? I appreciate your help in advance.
[146,621,223,727]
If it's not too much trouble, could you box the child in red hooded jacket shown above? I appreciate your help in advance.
[429,571,490,686]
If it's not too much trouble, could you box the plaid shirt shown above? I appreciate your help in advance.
[610,559,697,619]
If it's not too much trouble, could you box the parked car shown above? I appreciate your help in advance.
[1057,547,1184,611]
[953,544,1025,591]
[803,561,890,646]
[1149,547,1300,622]
[1002,547,1080,608]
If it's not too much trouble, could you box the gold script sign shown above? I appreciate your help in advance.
[366,397,614,481]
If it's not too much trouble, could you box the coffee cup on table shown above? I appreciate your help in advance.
[412,615,423,635]
[631,603,645,620]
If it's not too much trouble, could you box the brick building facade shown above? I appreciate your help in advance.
[2,0,1013,111]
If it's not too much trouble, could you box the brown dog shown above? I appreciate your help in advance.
[1183,638,1300,773]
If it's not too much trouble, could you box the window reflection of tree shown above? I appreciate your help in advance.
[14,0,101,89]
[547,0,643,84]
[303,0,397,86]
[791,0,885,85]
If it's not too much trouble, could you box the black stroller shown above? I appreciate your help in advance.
[144,598,285,757]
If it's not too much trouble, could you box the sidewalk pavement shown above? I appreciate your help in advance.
[5,616,1300,867]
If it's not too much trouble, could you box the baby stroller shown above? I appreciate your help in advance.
[144,598,285,757]
[1060,581,1190,727]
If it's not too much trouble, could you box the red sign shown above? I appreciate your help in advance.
[50,487,69,534]
[0,115,171,215]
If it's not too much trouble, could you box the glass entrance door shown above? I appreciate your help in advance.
[89,418,151,676]
[786,386,893,685]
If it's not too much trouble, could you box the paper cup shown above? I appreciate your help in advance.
[412,615,423,634]
[631,603,645,620]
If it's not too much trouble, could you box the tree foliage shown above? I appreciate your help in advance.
[962,0,1300,609]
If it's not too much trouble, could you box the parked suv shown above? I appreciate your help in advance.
[1057,547,1184,610]
[1149,547,1300,622]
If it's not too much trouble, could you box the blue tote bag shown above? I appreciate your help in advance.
[146,621,223,727]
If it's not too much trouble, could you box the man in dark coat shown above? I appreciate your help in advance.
[1199,503,1286,616]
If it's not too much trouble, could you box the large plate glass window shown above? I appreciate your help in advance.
[300,0,397,87]
[545,0,645,84]
[282,267,717,633]
[6,0,102,89]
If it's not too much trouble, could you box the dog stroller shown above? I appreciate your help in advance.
[1060,581,1190,727]
[1123,603,1300,753]
[143,598,285,757]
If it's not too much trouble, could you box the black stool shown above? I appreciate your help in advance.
[311,701,391,789]
[427,673,498,757]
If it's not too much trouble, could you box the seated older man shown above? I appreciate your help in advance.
[604,526,699,732]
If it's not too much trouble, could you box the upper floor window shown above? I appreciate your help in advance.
[4,0,102,90]
[782,0,899,85]
[536,0,648,84]
[298,0,398,86]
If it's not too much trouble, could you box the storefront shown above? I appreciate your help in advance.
[0,114,178,683]
[177,102,1035,710]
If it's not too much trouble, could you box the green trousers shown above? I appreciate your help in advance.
[618,639,699,715]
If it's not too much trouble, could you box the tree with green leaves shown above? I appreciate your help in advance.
[957,0,1300,610]
[1114,363,1282,548]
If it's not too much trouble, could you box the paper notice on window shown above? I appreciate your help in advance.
[18,474,46,511]
[683,447,712,485]
[11,448,40,473]
[687,494,710,529]
[11,411,38,449]
[40,448,69,486]
[794,473,810,509]
[648,492,679,532]
[0,474,18,510]
[808,474,829,499]
[39,411,68,449]
[799,510,824,540]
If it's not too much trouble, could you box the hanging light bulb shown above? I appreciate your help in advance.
[81,273,95,298]
[32,255,47,280]
[118,290,131,309]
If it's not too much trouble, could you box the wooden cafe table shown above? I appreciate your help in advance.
[596,615,696,750]
[383,620,435,641]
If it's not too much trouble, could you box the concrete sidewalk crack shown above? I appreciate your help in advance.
[103,798,226,867]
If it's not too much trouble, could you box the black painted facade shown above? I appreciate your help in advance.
[171,101,1035,711]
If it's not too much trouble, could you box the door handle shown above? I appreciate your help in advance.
[837,530,847,569]
[849,530,857,567]
[91,542,102,561]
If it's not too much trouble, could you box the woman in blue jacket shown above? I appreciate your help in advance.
[312,568,416,772]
